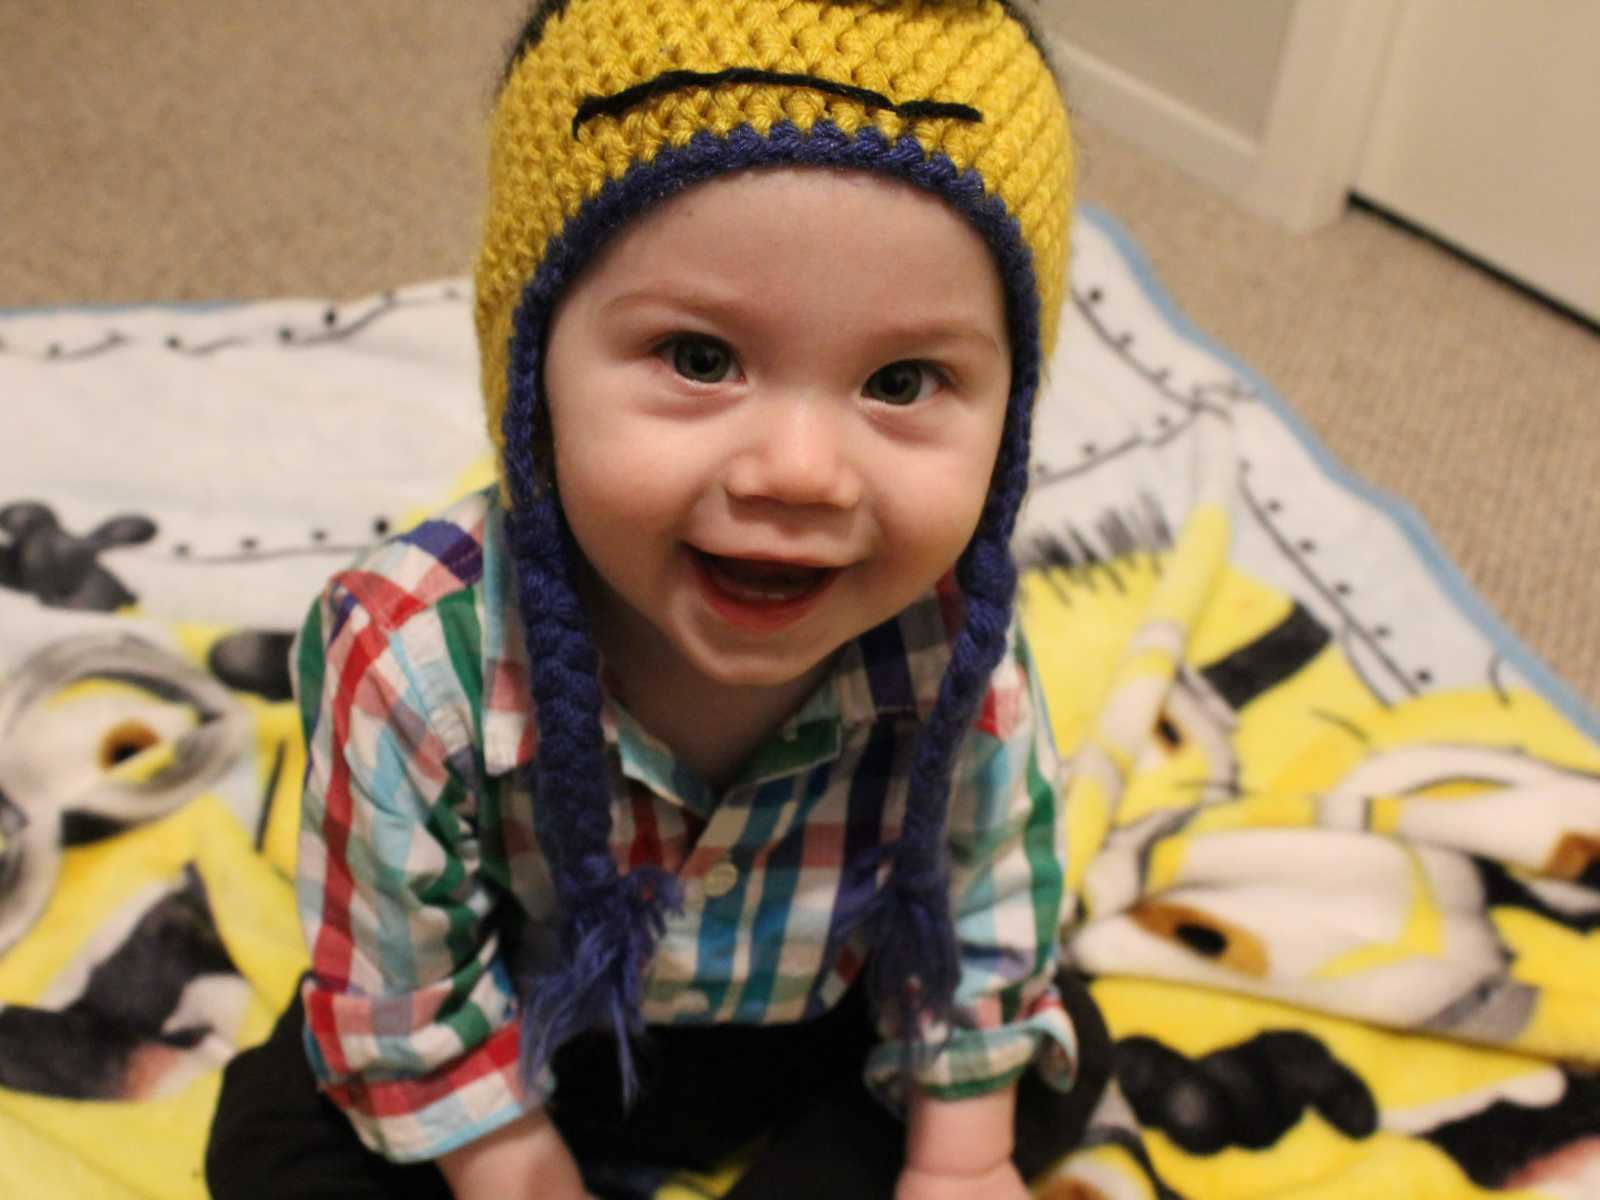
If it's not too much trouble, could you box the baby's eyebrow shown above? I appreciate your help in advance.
[879,321,1006,359]
[601,289,1004,358]
[572,68,983,137]
[596,286,746,323]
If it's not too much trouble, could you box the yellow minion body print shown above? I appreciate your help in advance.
[0,628,305,1200]
[475,0,1073,478]
[1016,499,1600,1198]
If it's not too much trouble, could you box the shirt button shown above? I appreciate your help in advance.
[702,860,740,899]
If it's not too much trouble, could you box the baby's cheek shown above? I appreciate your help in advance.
[560,450,687,535]
[893,461,990,557]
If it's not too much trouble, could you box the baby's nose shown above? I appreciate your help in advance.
[723,398,862,510]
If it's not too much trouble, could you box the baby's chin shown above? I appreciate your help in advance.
[679,641,843,694]
[701,658,835,692]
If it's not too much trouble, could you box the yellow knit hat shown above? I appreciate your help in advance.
[477,0,1072,483]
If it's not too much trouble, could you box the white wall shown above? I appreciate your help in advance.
[1039,0,1294,141]
[1354,0,1600,322]
[1035,0,1402,233]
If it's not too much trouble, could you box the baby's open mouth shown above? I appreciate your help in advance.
[693,551,838,604]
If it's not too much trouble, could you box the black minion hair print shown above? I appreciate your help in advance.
[500,0,1057,90]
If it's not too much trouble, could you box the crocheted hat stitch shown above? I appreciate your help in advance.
[476,0,1073,1098]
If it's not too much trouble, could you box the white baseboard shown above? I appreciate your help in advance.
[1054,40,1265,211]
[1049,1,1402,234]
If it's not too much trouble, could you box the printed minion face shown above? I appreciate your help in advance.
[0,633,251,953]
[475,0,1073,481]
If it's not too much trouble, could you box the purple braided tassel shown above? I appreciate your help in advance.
[514,858,681,1102]
[870,318,1037,1063]
[501,342,684,1101]
[868,523,1021,1058]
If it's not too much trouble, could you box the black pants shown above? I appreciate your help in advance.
[206,972,1108,1199]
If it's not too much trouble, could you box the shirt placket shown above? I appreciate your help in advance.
[611,700,850,1024]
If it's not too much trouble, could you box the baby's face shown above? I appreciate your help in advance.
[543,167,1010,693]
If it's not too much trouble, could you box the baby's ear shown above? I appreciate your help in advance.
[84,515,158,550]
[0,501,57,540]
[207,630,297,702]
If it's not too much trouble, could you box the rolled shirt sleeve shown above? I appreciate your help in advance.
[293,573,542,1163]
[866,626,1078,1106]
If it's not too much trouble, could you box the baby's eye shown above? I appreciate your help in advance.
[863,361,937,406]
[669,336,736,383]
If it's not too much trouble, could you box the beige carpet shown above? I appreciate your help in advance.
[5,1,1596,710]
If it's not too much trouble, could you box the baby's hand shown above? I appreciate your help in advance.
[900,1080,1027,1199]
[437,1107,588,1200]
[895,1160,1030,1199]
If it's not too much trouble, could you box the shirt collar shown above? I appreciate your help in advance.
[479,496,963,781]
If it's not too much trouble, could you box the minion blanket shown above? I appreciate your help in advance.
[2,209,1597,1198]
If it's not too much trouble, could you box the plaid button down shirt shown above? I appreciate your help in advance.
[294,488,1075,1163]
